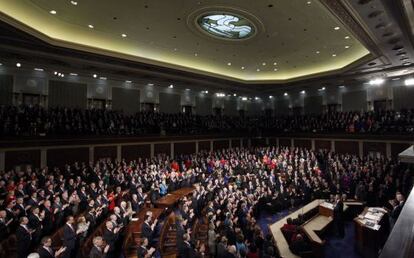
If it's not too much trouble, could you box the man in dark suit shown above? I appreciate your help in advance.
[61,216,78,258]
[16,216,32,258]
[333,194,345,238]
[178,233,204,258]
[389,192,405,229]
[141,214,157,244]
[37,236,66,258]
[103,220,120,257]
[137,237,156,258]
[89,236,110,258]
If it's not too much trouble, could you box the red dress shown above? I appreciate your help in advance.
[108,192,116,211]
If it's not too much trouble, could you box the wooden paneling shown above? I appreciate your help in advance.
[231,139,241,148]
[363,142,386,156]
[242,138,249,148]
[391,143,411,158]
[213,140,229,150]
[315,140,331,150]
[122,145,150,160]
[268,138,277,147]
[94,146,117,161]
[279,138,291,147]
[198,141,211,152]
[154,143,170,156]
[294,139,311,149]
[335,141,358,155]
[47,148,88,168]
[174,142,196,156]
[251,138,267,147]
[5,150,40,171]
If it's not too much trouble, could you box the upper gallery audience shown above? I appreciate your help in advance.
[1,105,413,137]
[0,146,411,258]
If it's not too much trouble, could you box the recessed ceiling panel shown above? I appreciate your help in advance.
[0,0,371,83]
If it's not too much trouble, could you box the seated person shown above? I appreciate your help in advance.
[290,233,311,255]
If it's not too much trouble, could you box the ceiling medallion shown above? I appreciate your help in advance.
[197,13,255,40]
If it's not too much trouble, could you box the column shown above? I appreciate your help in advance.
[150,144,155,158]
[0,151,5,172]
[89,146,94,164]
[358,141,363,158]
[40,149,47,168]
[247,138,251,148]
[291,138,294,147]
[195,141,199,154]
[229,139,232,149]
[210,141,213,152]
[240,139,243,148]
[276,138,279,147]
[386,142,391,159]
[311,139,315,151]
[265,137,269,145]
[331,140,335,152]
[117,145,122,162]
[170,142,174,158]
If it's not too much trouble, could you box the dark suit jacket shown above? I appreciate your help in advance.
[16,225,31,257]
[62,223,77,250]
[178,241,200,258]
[141,222,153,240]
[333,201,344,221]
[137,246,148,258]
[37,246,55,258]
[103,228,117,251]
[89,245,106,258]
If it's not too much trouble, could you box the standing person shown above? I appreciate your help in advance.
[61,216,77,258]
[37,236,66,258]
[333,194,344,238]
[16,216,32,258]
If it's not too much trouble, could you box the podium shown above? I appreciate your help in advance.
[318,202,334,217]
[354,207,388,258]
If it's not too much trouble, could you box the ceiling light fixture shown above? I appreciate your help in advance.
[16,63,21,67]
[70,73,78,76]
[339,85,345,88]
[334,26,340,30]
[227,62,231,66]
[50,10,57,15]
[216,93,225,97]
[300,90,306,94]
[241,66,245,70]
[147,83,154,86]
[345,36,350,39]
[255,97,259,100]
[34,68,44,72]
[391,78,400,81]
[332,54,337,57]
[233,93,237,97]
[405,78,414,86]
[316,51,320,54]
[369,78,385,85]
[121,34,127,38]
[185,88,190,91]
[169,84,174,88]
[125,80,132,83]
[242,97,248,101]
[194,53,198,56]
[256,68,260,72]
[70,1,78,5]
[345,46,350,49]
[273,62,277,65]
[54,71,58,75]
[262,62,266,66]
[274,68,278,71]
[307,1,312,4]
[269,95,273,99]
[284,92,288,96]
[93,74,97,78]
[100,77,107,80]
[88,24,94,29]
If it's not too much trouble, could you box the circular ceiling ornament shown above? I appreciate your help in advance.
[197,13,255,40]
[187,6,264,42]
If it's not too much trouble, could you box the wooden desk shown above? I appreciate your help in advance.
[155,187,194,209]
[170,187,194,197]
[269,200,323,258]
[354,207,388,258]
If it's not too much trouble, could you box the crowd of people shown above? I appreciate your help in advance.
[1,105,414,137]
[0,144,411,258]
